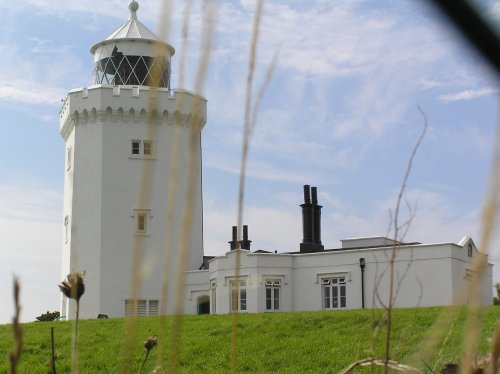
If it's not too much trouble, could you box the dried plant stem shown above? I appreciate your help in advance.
[167,2,217,372]
[461,103,500,374]
[156,0,192,367]
[9,277,22,374]
[139,349,150,374]
[167,106,204,373]
[232,1,264,372]
[121,0,173,364]
[51,327,56,374]
[71,300,80,374]
[123,31,161,373]
[383,107,427,373]
[340,358,422,374]
[487,323,500,374]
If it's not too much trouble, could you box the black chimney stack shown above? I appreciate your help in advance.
[311,187,322,245]
[300,185,324,253]
[229,226,238,250]
[300,185,314,249]
[229,225,252,250]
[239,225,252,250]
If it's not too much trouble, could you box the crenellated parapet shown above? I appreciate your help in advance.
[59,85,207,141]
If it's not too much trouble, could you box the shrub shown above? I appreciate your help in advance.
[35,311,60,322]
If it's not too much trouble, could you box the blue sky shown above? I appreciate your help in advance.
[0,0,498,323]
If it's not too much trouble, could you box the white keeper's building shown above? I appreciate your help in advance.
[59,2,493,319]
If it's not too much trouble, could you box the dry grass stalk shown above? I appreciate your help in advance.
[139,336,158,374]
[232,0,276,372]
[340,358,422,374]
[122,126,156,374]
[9,277,22,374]
[382,107,428,373]
[51,327,56,374]
[156,0,193,367]
[438,324,500,374]
[167,2,217,372]
[59,272,85,374]
[461,110,500,374]
[122,1,167,367]
[486,323,500,374]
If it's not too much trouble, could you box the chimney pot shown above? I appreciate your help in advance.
[303,185,311,204]
[229,226,238,250]
[239,225,252,250]
[311,186,318,205]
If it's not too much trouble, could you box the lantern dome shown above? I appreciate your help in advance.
[90,1,175,88]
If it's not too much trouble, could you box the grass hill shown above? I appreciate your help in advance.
[1,306,499,373]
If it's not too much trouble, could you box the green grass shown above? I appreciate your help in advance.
[1,307,499,373]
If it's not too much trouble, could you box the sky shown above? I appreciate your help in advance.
[0,0,499,324]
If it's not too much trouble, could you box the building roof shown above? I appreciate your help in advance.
[106,1,160,41]
[90,1,175,55]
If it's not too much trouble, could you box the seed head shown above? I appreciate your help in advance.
[144,336,158,352]
[59,272,85,301]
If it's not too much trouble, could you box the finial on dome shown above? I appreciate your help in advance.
[129,1,139,20]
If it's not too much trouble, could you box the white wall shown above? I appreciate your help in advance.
[200,241,493,316]
[60,85,206,319]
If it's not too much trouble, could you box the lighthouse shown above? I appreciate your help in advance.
[59,1,206,319]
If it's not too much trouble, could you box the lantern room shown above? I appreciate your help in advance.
[89,1,175,88]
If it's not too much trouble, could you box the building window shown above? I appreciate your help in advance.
[322,277,346,309]
[66,147,72,170]
[137,213,147,233]
[125,299,158,316]
[64,215,69,243]
[143,141,152,155]
[211,281,217,314]
[468,243,473,258]
[149,300,159,315]
[230,280,247,312]
[131,140,141,155]
[130,140,154,157]
[265,280,281,311]
[133,209,151,235]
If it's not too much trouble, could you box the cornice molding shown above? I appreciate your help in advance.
[60,107,206,141]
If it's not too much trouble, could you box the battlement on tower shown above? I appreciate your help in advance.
[59,85,207,141]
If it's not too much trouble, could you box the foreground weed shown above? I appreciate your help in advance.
[59,272,85,373]
[9,277,22,374]
[139,336,157,374]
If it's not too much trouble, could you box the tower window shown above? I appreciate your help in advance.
[133,209,151,235]
[131,140,141,155]
[130,140,154,158]
[125,299,159,316]
[149,300,159,315]
[64,215,69,243]
[66,147,72,170]
[137,213,146,233]
[143,141,152,155]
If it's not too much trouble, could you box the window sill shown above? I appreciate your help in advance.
[128,156,156,160]
[134,233,151,237]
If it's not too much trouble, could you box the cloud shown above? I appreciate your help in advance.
[0,182,62,324]
[488,2,500,20]
[0,81,66,105]
[204,186,484,254]
[419,80,447,90]
[0,37,86,105]
[438,87,498,102]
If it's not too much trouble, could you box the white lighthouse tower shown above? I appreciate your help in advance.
[59,1,206,319]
